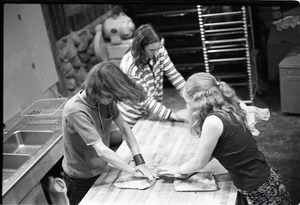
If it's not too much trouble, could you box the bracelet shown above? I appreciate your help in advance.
[167,110,172,120]
[133,154,145,166]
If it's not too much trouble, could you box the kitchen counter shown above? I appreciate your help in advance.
[80,119,237,205]
[2,112,64,204]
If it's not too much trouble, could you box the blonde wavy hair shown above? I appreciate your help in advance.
[183,72,249,135]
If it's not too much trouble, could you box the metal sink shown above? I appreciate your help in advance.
[3,130,55,155]
[2,130,55,182]
[2,154,30,180]
[2,116,63,204]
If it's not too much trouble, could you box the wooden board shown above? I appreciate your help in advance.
[80,119,237,205]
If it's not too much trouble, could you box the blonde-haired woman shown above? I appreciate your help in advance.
[159,72,291,205]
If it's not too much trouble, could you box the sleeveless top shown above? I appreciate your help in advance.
[209,111,270,191]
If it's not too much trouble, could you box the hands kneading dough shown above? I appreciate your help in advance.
[114,161,158,190]
[114,161,218,192]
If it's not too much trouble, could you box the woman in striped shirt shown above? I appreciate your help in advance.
[118,24,187,128]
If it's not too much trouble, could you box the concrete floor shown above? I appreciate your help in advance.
[162,83,300,204]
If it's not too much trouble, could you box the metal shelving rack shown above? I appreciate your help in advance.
[197,5,257,104]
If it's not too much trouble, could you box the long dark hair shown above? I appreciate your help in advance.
[84,62,146,102]
[130,24,162,70]
[183,72,249,134]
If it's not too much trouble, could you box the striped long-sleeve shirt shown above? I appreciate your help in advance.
[118,46,186,127]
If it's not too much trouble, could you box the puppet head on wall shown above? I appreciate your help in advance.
[102,12,135,44]
[94,12,135,63]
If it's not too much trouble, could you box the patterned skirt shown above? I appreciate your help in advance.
[238,168,292,205]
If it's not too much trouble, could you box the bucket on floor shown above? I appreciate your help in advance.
[48,176,69,205]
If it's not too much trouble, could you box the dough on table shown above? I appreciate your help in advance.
[113,161,157,190]
[113,173,156,190]
[174,172,218,192]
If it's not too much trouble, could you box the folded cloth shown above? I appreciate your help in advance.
[239,103,270,136]
[174,172,218,192]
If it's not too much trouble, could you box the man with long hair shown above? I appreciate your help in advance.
[61,62,156,205]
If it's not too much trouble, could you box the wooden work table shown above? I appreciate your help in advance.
[80,119,237,205]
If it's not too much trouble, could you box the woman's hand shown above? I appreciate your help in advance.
[157,165,191,179]
[169,109,188,122]
[134,164,157,181]
[175,108,189,122]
